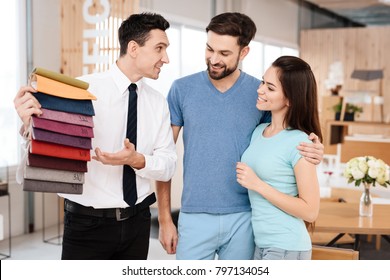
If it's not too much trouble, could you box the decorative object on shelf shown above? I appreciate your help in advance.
[330,85,342,96]
[344,156,390,217]
[332,102,363,121]
[350,69,384,122]
[324,61,344,96]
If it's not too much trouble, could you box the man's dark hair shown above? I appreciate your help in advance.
[118,12,170,56]
[206,12,256,47]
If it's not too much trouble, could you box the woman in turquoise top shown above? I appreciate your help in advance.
[236,56,322,260]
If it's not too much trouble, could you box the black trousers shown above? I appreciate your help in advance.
[61,207,151,260]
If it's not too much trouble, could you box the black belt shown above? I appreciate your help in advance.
[64,193,156,221]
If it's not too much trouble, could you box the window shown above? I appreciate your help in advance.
[242,41,264,79]
[181,27,207,76]
[145,25,206,97]
[0,1,20,166]
[243,41,299,80]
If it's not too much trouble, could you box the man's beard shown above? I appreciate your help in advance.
[207,58,239,80]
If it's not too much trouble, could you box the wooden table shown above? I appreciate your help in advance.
[315,202,390,251]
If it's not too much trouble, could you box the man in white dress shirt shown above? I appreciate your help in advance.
[14,13,177,260]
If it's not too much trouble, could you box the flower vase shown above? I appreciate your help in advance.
[359,183,373,217]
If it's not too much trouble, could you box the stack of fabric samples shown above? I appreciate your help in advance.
[22,67,97,194]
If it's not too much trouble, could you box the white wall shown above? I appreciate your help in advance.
[140,0,213,25]
[32,0,61,73]
[140,0,300,47]
[243,0,299,48]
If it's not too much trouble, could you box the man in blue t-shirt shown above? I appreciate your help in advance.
[156,12,324,260]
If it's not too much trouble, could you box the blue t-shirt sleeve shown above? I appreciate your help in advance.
[167,81,183,126]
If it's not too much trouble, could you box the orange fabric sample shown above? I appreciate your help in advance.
[30,74,97,100]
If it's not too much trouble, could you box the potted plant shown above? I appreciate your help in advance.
[332,102,363,121]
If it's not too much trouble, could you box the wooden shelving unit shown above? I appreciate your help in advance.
[325,120,390,164]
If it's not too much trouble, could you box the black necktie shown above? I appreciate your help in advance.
[123,83,138,206]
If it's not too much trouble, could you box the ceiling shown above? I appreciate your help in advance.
[305,0,390,26]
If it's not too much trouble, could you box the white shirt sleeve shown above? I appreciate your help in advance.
[16,126,30,184]
[135,100,176,181]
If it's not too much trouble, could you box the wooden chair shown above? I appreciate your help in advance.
[312,245,359,260]
[310,231,355,246]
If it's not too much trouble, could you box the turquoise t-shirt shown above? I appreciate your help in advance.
[241,123,312,251]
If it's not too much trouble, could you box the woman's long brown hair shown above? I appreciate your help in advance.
[272,56,323,142]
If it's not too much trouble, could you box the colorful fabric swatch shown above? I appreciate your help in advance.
[22,67,96,195]
[33,92,95,116]
[30,67,90,89]
[32,117,94,138]
[23,179,83,194]
[30,139,91,161]
[24,165,85,184]
[32,127,92,149]
[27,153,88,173]
[38,108,94,127]
[31,74,96,100]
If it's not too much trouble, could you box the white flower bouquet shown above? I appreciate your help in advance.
[344,156,390,187]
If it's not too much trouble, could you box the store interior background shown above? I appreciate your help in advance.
[1,0,390,259]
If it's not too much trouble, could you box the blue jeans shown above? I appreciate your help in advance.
[254,246,312,260]
[176,211,254,260]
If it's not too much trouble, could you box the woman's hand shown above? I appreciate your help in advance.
[236,162,261,192]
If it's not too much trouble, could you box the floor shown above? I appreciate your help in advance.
[0,222,175,260]
[0,209,177,260]
[339,235,390,260]
[1,214,390,260]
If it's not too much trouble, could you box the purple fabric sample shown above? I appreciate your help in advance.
[32,116,94,138]
[38,108,94,127]
[32,127,92,149]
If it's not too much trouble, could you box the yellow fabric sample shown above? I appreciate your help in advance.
[31,67,89,89]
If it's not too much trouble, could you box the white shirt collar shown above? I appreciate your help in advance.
[110,62,143,96]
